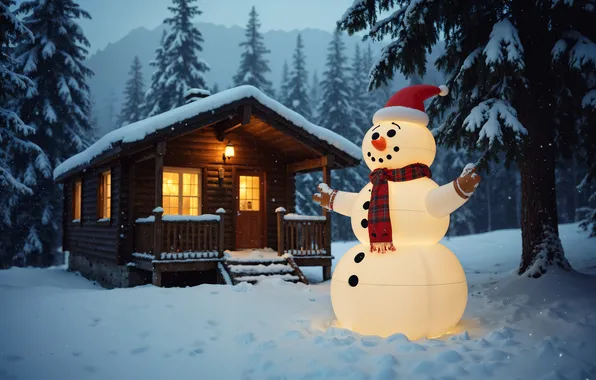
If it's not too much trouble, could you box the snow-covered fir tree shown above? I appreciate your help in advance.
[339,0,596,277]
[144,0,209,116]
[349,44,369,144]
[233,6,273,94]
[210,83,220,94]
[143,31,168,117]
[118,56,145,127]
[104,89,119,132]
[316,29,367,240]
[286,34,311,119]
[278,60,291,106]
[0,0,50,268]
[13,0,93,266]
[309,71,321,121]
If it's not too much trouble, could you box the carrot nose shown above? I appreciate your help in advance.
[371,137,387,151]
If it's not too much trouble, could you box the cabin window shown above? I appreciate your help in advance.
[98,170,111,220]
[239,175,260,211]
[163,168,202,215]
[73,179,82,222]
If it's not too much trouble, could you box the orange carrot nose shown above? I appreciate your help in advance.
[371,137,387,151]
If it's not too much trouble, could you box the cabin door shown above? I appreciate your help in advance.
[235,172,264,249]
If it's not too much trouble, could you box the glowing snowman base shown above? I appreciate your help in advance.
[330,243,468,340]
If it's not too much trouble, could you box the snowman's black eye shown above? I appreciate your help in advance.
[371,132,380,140]
[367,152,371,157]
[387,129,396,138]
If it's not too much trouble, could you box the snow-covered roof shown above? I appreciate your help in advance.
[54,85,362,180]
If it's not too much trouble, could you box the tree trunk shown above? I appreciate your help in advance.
[486,175,492,232]
[518,135,571,277]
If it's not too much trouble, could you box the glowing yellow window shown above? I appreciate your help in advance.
[98,171,111,219]
[162,168,201,215]
[239,175,260,211]
[73,179,82,221]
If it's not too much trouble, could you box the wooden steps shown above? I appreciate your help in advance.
[222,256,308,285]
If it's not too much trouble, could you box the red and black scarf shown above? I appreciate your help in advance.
[368,163,432,253]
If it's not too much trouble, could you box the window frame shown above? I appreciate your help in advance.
[162,167,202,216]
[72,179,82,223]
[97,170,111,221]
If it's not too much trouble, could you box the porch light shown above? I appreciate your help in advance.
[223,141,235,162]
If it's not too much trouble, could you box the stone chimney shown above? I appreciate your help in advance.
[184,88,211,103]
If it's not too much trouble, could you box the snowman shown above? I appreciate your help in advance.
[312,84,481,340]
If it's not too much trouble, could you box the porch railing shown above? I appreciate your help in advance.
[276,208,330,257]
[134,208,225,260]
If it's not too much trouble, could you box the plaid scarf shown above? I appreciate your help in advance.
[368,163,432,253]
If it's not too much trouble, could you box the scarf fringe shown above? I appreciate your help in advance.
[370,242,396,254]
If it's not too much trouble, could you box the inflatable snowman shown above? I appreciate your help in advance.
[313,84,481,340]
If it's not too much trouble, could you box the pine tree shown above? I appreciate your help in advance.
[13,0,93,266]
[309,71,321,121]
[118,56,145,127]
[0,0,50,267]
[143,31,169,117]
[233,6,273,94]
[339,0,596,277]
[104,89,119,131]
[278,60,291,106]
[349,44,369,144]
[286,34,311,119]
[144,0,209,116]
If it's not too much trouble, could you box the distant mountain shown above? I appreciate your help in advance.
[86,22,384,134]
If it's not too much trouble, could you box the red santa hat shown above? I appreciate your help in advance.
[372,84,449,126]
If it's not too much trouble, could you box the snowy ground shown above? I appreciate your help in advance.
[1,224,596,380]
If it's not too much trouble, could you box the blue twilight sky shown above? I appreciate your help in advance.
[16,0,355,53]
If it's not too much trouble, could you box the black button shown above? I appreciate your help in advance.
[361,219,368,228]
[386,155,392,160]
[363,201,370,210]
[349,275,359,287]
[354,252,365,263]
[393,146,400,152]
[387,129,396,137]
[372,132,380,140]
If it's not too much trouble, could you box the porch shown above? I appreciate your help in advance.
[129,206,333,286]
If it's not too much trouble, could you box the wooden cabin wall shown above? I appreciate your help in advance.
[64,163,121,260]
[133,158,156,219]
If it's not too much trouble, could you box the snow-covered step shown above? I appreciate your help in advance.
[233,273,301,284]
[228,263,294,275]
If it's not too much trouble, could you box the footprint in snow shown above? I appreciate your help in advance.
[207,319,219,327]
[234,332,256,344]
[2,354,23,363]
[188,348,204,356]
[72,351,82,357]
[130,346,150,355]
[83,365,97,373]
[360,336,382,347]
[89,318,101,327]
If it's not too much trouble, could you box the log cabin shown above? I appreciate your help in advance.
[54,86,361,288]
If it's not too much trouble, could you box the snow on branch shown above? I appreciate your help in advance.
[483,19,525,70]
[582,89,596,109]
[463,99,527,147]
[569,34,596,69]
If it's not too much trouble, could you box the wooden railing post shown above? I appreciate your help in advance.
[153,208,164,260]
[276,207,286,256]
[322,164,332,256]
[216,208,225,258]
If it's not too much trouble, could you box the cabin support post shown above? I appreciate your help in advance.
[153,142,166,286]
[216,208,226,258]
[276,208,286,256]
[322,161,332,281]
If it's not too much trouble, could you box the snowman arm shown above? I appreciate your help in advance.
[330,190,358,217]
[425,181,469,218]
